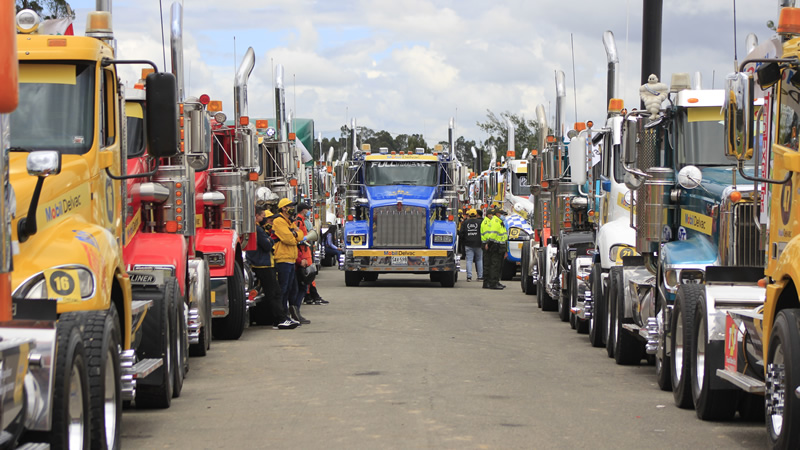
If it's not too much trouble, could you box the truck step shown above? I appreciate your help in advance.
[132,358,164,380]
[715,369,765,394]
[621,323,641,334]
[16,443,50,450]
[131,299,153,316]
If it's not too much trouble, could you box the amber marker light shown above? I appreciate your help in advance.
[574,122,586,132]
[546,135,556,143]
[207,101,222,112]
[448,215,455,221]
[347,215,354,221]
[47,38,67,47]
[289,179,298,187]
[730,191,742,202]
[688,98,699,103]
[239,116,249,126]
[778,7,800,34]
[248,172,258,181]
[289,132,296,140]
[166,221,178,232]
[506,150,515,157]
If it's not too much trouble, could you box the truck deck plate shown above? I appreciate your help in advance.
[132,358,164,379]
[715,369,765,393]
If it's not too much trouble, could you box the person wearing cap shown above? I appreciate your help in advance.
[273,198,303,322]
[459,208,483,282]
[291,203,313,324]
[481,207,508,289]
[246,205,297,329]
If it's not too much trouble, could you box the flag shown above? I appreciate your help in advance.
[295,136,313,163]
[39,18,74,36]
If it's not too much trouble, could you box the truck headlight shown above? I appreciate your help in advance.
[206,252,226,267]
[347,234,366,246]
[16,266,95,300]
[433,234,453,244]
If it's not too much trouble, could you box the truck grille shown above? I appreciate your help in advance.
[372,206,427,248]
[732,202,764,267]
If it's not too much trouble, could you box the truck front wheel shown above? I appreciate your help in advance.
[588,263,605,347]
[613,267,641,365]
[344,271,361,287]
[136,278,176,409]
[213,262,247,340]
[691,293,737,420]
[81,306,122,449]
[440,271,456,287]
[766,308,800,449]
[671,284,698,409]
[48,313,92,449]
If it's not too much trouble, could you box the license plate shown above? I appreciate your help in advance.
[391,256,407,266]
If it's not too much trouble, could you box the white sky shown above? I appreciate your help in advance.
[66,0,778,145]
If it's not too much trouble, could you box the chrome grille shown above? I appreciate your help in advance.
[733,202,764,267]
[372,206,427,248]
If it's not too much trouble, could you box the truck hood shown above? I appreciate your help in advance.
[695,166,754,201]
[365,185,435,208]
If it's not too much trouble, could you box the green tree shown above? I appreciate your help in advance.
[476,110,547,163]
[16,0,75,19]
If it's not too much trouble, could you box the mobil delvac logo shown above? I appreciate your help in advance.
[680,208,712,236]
[45,194,83,221]
[38,185,90,228]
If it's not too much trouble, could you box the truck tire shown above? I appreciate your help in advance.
[81,306,122,450]
[213,262,247,340]
[571,260,589,334]
[737,393,765,422]
[655,293,672,392]
[345,271,362,286]
[521,245,536,296]
[135,278,175,409]
[49,313,92,449]
[614,267,641,365]
[606,268,617,359]
[500,259,516,280]
[539,252,557,311]
[190,263,212,357]
[691,292,737,420]
[558,268,570,322]
[766,309,800,449]
[363,273,379,282]
[172,292,187,398]
[440,271,456,287]
[671,284,699,409]
[588,263,605,347]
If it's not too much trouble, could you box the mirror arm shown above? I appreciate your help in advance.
[739,57,799,72]
[737,160,791,185]
[17,176,46,244]
[101,58,160,72]
[106,156,161,180]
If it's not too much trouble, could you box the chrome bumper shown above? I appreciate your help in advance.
[210,277,230,318]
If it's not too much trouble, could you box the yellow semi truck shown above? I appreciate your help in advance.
[6,4,179,447]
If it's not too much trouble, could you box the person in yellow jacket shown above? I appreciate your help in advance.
[273,198,303,317]
[480,207,508,290]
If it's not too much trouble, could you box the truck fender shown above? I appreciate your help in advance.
[195,228,238,278]
[123,232,188,297]
[596,217,636,269]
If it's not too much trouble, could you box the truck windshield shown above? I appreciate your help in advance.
[10,63,95,155]
[677,109,730,166]
[125,101,145,158]
[366,161,437,186]
[510,171,529,195]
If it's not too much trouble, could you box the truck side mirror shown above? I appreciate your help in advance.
[724,72,755,161]
[756,62,781,89]
[569,134,587,186]
[145,72,179,158]
[622,116,639,167]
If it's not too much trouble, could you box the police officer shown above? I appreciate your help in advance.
[481,207,508,289]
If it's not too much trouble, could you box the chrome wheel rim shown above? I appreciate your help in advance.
[68,363,85,450]
[696,316,706,390]
[768,344,786,436]
[104,350,117,449]
[674,310,684,382]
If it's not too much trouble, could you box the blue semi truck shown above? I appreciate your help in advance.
[341,143,461,287]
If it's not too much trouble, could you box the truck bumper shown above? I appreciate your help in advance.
[344,249,458,273]
[210,277,230,318]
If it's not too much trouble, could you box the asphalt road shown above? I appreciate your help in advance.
[121,267,766,449]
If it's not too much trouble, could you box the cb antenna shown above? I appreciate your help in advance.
[732,0,739,71]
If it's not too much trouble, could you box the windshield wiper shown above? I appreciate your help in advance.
[8,147,33,152]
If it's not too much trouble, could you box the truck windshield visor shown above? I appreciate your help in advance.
[366,161,437,186]
[510,171,530,195]
[11,62,95,155]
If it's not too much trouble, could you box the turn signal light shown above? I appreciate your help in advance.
[223,220,232,228]
[239,116,249,126]
[289,179,298,187]
[165,221,178,232]
[546,135,556,143]
[506,150,515,157]
[289,133,296,140]
[347,215,354,221]
[778,7,800,34]
[758,277,768,288]
[249,172,258,181]
[730,191,742,203]
[448,215,454,221]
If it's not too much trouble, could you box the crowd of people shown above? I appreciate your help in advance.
[246,198,511,330]
[245,198,335,330]
[458,205,509,290]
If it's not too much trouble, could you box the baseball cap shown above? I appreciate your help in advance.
[468,209,477,216]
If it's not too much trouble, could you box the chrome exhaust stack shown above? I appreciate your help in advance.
[603,30,619,105]
[169,2,184,102]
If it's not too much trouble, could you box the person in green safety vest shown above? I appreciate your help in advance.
[480,207,507,290]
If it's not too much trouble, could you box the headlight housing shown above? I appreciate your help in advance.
[15,266,95,300]
[508,227,530,240]
[609,244,636,263]
[206,252,226,267]
[347,234,366,246]
[433,234,453,244]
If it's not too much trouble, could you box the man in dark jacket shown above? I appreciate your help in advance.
[246,207,297,329]
[458,208,483,281]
